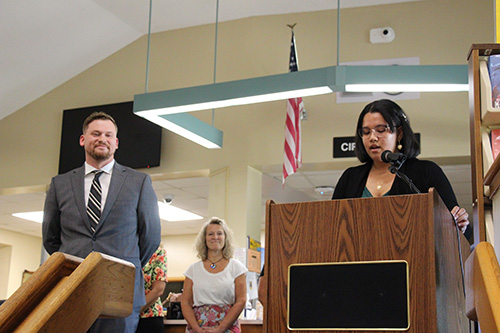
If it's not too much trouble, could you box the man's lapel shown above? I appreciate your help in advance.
[70,166,92,232]
[98,162,127,229]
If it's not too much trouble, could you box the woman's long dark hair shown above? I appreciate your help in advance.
[354,99,420,163]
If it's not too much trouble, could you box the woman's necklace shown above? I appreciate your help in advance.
[371,165,395,193]
[208,256,224,269]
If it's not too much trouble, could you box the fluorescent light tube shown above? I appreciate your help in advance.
[346,84,469,92]
[13,203,204,224]
[136,86,332,116]
[13,211,43,223]
[141,113,223,149]
[158,201,203,221]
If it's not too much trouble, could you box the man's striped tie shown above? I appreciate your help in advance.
[87,170,104,233]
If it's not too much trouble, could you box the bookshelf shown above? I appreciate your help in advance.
[468,44,500,247]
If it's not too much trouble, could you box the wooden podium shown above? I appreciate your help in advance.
[263,189,470,332]
[0,251,135,332]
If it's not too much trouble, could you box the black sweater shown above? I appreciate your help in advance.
[332,158,458,211]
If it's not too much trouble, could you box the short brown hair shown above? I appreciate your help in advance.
[82,112,118,134]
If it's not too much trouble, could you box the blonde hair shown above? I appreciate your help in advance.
[194,217,235,260]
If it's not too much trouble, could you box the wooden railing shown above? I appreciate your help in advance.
[466,241,500,331]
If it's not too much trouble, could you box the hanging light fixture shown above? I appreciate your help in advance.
[135,0,223,149]
[140,113,222,149]
[343,64,468,92]
[134,66,337,116]
[133,64,468,116]
[134,1,468,142]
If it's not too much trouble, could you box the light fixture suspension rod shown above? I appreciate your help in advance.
[145,0,153,93]
[212,0,220,127]
[213,0,219,85]
[336,0,340,66]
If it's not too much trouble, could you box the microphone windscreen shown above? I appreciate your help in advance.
[381,150,392,163]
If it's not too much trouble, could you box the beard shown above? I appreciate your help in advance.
[86,143,113,162]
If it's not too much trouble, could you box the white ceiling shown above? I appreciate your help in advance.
[0,164,471,238]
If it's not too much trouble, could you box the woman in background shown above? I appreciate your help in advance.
[136,246,167,333]
[333,99,470,235]
[181,218,247,333]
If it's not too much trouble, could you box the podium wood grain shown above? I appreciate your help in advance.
[263,189,470,332]
[0,251,135,332]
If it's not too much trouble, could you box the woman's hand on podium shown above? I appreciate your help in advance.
[451,206,469,233]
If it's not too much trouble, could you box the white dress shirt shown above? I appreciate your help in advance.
[84,160,114,212]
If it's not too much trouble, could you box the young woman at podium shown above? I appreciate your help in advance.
[332,99,470,235]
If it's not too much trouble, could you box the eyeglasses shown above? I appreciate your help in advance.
[358,125,391,137]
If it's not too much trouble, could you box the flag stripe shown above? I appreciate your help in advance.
[283,30,303,185]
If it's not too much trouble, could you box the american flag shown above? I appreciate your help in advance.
[283,28,304,184]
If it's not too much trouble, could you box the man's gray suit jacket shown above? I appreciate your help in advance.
[42,162,161,331]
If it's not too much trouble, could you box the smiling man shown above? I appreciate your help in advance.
[80,114,119,168]
[42,111,161,332]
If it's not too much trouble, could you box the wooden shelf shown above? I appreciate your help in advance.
[484,152,500,200]
[468,43,500,244]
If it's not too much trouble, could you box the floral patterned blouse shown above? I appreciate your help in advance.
[140,246,168,318]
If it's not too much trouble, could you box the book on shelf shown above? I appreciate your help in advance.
[492,128,500,160]
[488,55,500,108]
[485,210,494,245]
[482,131,494,177]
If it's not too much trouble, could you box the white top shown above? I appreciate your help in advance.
[184,258,247,306]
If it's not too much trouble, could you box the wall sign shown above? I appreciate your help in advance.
[333,137,357,158]
[333,134,420,159]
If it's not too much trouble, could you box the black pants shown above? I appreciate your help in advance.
[136,316,164,333]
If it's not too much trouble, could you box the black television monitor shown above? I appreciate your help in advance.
[58,101,162,174]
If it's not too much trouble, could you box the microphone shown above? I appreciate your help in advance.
[381,150,406,164]
[380,150,420,193]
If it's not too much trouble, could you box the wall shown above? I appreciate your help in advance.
[0,245,12,299]
[161,234,198,278]
[0,0,494,298]
[0,231,42,298]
